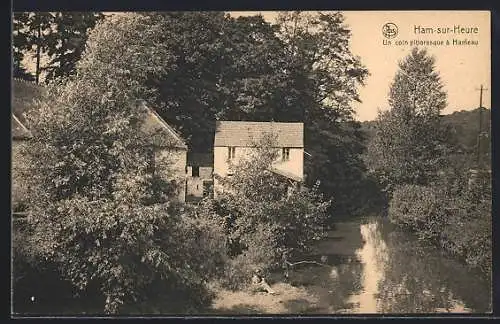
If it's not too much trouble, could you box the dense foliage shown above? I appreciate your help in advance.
[366,48,450,196]
[388,179,491,276]
[365,47,491,277]
[14,14,227,314]
[388,185,444,241]
[362,107,491,172]
[206,135,331,289]
[131,11,370,217]
[275,12,370,216]
[12,11,370,218]
[12,12,103,83]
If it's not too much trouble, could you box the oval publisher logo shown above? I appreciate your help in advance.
[382,23,398,39]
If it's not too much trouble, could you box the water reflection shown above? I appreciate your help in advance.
[295,217,491,314]
[287,222,365,313]
[339,218,491,314]
[346,222,388,313]
[370,218,490,313]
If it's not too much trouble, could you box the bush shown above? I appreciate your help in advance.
[12,219,91,314]
[440,194,491,275]
[13,199,229,315]
[172,201,229,284]
[212,135,331,287]
[220,223,280,290]
[388,184,445,241]
[389,176,491,277]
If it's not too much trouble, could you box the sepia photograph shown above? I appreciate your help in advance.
[11,10,492,316]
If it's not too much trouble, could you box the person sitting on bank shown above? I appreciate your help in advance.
[251,269,276,295]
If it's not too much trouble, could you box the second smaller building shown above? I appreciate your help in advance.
[186,152,214,202]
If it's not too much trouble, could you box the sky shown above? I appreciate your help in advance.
[230,11,491,121]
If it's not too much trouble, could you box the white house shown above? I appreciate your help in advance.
[213,121,304,192]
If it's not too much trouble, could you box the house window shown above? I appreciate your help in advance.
[192,166,200,177]
[282,147,290,161]
[228,146,236,160]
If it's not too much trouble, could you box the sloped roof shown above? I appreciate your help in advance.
[268,166,303,182]
[12,78,45,126]
[137,100,187,150]
[10,82,187,149]
[214,121,303,147]
[12,78,45,140]
[12,114,32,140]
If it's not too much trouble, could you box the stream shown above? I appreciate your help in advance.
[285,216,492,314]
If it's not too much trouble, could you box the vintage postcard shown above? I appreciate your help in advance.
[11,10,492,316]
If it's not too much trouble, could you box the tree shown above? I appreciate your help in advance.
[144,12,288,151]
[12,13,35,81]
[13,12,54,84]
[12,12,103,84]
[44,12,104,81]
[273,12,371,216]
[366,47,449,194]
[209,134,330,288]
[73,11,369,220]
[17,14,225,314]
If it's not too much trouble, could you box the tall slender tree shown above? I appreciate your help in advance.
[20,12,54,84]
[366,47,449,194]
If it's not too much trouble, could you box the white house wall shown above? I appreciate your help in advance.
[213,146,303,193]
[156,148,187,202]
[186,165,213,199]
[272,148,303,180]
[186,177,205,198]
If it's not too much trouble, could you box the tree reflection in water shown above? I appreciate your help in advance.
[371,218,491,314]
[287,221,366,313]
[284,218,490,314]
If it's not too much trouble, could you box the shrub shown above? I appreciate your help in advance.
[220,223,280,290]
[173,201,229,284]
[389,175,491,277]
[14,14,229,312]
[388,184,445,241]
[213,134,331,286]
[14,197,229,314]
[440,194,491,275]
[12,219,87,314]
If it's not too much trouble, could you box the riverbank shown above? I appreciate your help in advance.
[210,282,320,314]
[13,218,490,315]
[208,221,363,314]
[209,217,491,314]
[388,183,492,277]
